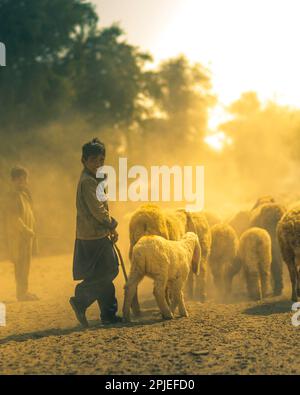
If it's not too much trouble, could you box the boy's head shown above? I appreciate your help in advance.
[11,166,28,188]
[81,138,106,175]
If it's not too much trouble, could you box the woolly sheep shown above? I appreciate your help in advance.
[185,211,211,301]
[228,210,251,237]
[129,204,169,260]
[128,204,211,302]
[250,202,286,296]
[123,232,201,322]
[209,223,239,299]
[277,208,300,301]
[227,196,276,237]
[164,209,186,240]
[238,227,272,301]
[251,195,275,210]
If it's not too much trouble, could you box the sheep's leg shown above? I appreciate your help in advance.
[260,267,271,299]
[177,290,188,317]
[128,244,141,316]
[211,263,221,289]
[123,271,144,322]
[131,291,141,317]
[211,260,225,300]
[194,260,207,302]
[295,254,300,297]
[169,281,179,315]
[224,270,233,301]
[174,281,189,317]
[153,277,173,320]
[258,258,271,299]
[271,248,283,296]
[185,270,194,300]
[286,261,298,302]
[165,286,171,307]
[278,235,296,301]
[225,257,242,299]
[170,278,188,317]
[245,269,262,301]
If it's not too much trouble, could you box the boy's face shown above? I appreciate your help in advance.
[12,175,28,189]
[83,154,105,176]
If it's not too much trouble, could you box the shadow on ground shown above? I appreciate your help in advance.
[0,311,165,346]
[242,299,292,316]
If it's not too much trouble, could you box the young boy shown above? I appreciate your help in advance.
[5,166,38,301]
[70,138,121,327]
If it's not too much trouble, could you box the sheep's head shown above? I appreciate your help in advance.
[251,195,275,211]
[252,203,286,233]
[185,232,201,275]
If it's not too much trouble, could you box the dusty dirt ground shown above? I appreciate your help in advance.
[0,254,299,375]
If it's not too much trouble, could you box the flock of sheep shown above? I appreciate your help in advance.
[121,197,300,322]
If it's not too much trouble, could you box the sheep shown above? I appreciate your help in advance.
[250,202,286,296]
[238,227,272,301]
[164,209,186,240]
[226,196,276,237]
[209,223,239,299]
[277,208,300,301]
[128,204,184,314]
[123,232,201,322]
[251,195,275,210]
[129,204,169,261]
[185,211,211,301]
[149,207,211,301]
[227,210,251,237]
[202,211,222,228]
[128,204,211,302]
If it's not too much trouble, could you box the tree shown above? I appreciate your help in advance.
[66,24,152,128]
[139,55,216,159]
[221,92,300,195]
[0,0,97,130]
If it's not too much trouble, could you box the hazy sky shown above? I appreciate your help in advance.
[94,0,300,113]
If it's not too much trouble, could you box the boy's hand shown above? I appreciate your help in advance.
[110,229,119,243]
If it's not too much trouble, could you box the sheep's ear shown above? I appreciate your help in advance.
[186,212,197,234]
[192,239,201,275]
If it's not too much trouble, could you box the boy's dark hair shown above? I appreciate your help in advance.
[82,138,106,161]
[11,166,28,180]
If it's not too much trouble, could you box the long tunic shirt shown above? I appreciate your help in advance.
[73,168,118,280]
[5,187,35,264]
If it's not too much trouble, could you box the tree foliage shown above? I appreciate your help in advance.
[66,24,152,128]
[0,0,98,129]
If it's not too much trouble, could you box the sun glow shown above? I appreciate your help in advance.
[204,132,232,152]
[153,0,300,108]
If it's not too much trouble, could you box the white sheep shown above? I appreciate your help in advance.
[123,232,201,322]
[209,223,239,299]
[277,207,300,301]
[238,227,272,300]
